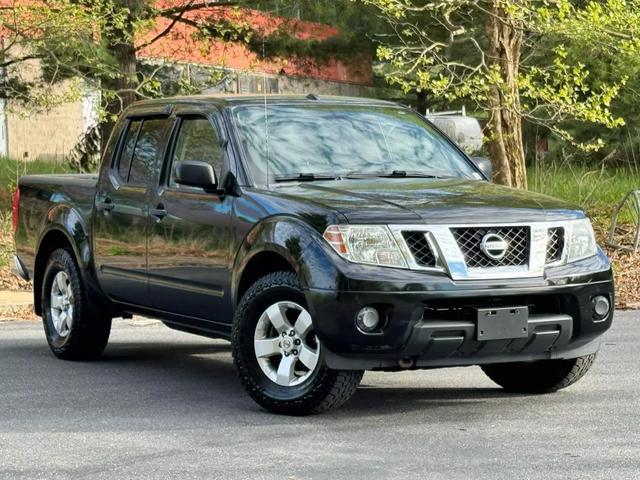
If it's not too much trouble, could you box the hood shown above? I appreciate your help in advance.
[271,178,583,224]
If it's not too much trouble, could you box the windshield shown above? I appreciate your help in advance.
[231,104,479,186]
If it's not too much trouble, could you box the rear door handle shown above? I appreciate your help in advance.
[150,204,168,222]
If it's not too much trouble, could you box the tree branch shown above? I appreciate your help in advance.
[156,1,238,18]
[0,54,44,68]
[136,8,188,51]
[137,0,240,51]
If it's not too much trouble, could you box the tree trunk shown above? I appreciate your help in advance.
[416,90,428,115]
[100,2,140,151]
[100,42,138,150]
[485,3,527,189]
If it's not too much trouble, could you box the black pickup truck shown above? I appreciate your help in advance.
[12,95,614,415]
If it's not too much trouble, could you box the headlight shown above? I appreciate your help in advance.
[566,218,597,263]
[323,225,408,268]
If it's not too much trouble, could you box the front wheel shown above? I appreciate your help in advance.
[232,271,363,415]
[481,354,597,393]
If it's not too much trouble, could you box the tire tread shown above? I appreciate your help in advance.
[42,248,111,360]
[481,353,597,394]
[232,271,362,415]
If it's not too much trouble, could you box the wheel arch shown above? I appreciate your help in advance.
[232,216,342,306]
[236,250,296,305]
[33,204,97,315]
[33,228,78,315]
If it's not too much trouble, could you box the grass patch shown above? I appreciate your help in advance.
[528,163,640,227]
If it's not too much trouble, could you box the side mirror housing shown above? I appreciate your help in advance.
[472,157,492,180]
[174,160,220,191]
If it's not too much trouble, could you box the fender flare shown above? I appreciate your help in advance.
[231,215,342,305]
[36,204,92,270]
[33,203,106,314]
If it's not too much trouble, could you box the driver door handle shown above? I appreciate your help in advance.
[98,198,115,214]
[150,204,168,222]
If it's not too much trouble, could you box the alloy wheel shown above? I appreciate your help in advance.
[50,271,74,337]
[253,301,320,387]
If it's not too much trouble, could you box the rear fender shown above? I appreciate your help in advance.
[38,204,91,269]
[34,204,107,314]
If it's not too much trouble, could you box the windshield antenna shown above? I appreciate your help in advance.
[262,35,270,189]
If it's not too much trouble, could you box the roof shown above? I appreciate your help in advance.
[130,94,399,111]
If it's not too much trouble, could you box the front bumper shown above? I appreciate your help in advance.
[307,250,614,370]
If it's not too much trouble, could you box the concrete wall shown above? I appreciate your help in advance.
[201,68,384,98]
[6,92,85,161]
[2,42,89,162]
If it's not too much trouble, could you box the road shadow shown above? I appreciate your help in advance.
[7,338,530,420]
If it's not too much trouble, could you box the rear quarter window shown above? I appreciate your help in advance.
[128,119,168,186]
[117,120,142,181]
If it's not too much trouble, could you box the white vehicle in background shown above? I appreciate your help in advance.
[425,109,484,155]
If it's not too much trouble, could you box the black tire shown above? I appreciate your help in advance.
[41,248,112,360]
[232,271,363,415]
[481,353,597,393]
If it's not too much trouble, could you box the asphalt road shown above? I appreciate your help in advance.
[1,313,638,480]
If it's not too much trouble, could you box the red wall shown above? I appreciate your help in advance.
[138,5,373,85]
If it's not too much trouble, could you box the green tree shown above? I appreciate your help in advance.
[0,1,259,145]
[1,0,375,158]
[362,0,640,188]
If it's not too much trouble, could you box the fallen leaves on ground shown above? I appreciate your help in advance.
[0,304,38,321]
[0,266,31,291]
[605,247,640,309]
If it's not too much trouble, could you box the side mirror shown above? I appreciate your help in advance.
[472,157,492,180]
[174,160,219,191]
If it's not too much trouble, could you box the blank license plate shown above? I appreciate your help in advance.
[476,306,529,341]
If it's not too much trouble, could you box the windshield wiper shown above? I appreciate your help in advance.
[381,170,450,178]
[274,173,339,183]
[344,170,453,179]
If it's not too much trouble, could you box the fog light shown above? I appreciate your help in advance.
[356,307,380,333]
[592,295,611,319]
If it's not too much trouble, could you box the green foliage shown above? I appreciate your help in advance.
[0,1,129,109]
[244,0,379,63]
[529,162,639,210]
[362,0,640,153]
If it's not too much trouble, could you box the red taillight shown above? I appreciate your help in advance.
[12,188,19,234]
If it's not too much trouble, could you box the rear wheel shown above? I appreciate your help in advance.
[481,354,597,393]
[41,248,112,360]
[232,271,363,415]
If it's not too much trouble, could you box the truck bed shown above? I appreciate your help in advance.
[14,173,99,278]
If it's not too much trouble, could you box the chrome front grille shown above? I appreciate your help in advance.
[389,221,580,281]
[402,231,437,267]
[450,226,530,268]
[545,227,565,264]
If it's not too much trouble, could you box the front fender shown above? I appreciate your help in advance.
[231,216,345,305]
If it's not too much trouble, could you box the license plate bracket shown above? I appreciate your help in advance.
[476,306,529,341]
